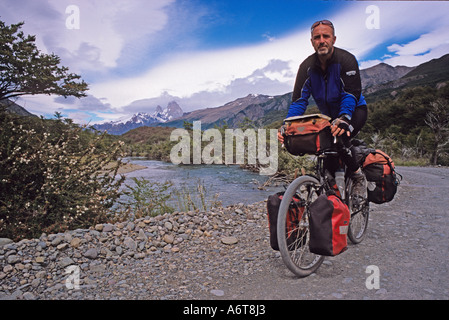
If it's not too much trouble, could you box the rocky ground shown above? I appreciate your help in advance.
[0,201,271,300]
[1,166,448,301]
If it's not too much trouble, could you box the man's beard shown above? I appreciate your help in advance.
[317,46,330,56]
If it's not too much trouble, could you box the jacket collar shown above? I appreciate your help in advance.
[313,47,337,72]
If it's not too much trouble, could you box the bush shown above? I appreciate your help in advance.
[121,177,174,218]
[0,112,126,241]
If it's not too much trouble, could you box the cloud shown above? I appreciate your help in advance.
[54,95,112,112]
[387,25,449,56]
[89,29,311,112]
[0,0,175,77]
[333,2,449,60]
[114,59,295,117]
[4,1,449,124]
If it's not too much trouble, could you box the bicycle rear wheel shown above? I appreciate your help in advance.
[277,176,325,278]
[346,179,370,244]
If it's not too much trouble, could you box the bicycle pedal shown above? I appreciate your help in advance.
[352,195,367,207]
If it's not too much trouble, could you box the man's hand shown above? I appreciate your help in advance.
[331,117,352,137]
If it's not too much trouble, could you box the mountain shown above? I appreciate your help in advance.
[360,63,415,89]
[161,94,287,129]
[362,53,449,100]
[397,53,449,87]
[93,101,184,135]
[0,99,37,117]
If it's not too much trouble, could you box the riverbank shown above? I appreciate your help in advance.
[99,161,147,175]
[117,162,147,174]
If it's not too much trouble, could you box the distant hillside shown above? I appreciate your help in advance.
[360,63,415,89]
[0,99,37,117]
[120,126,175,145]
[400,53,449,86]
[363,53,449,101]
[118,126,176,161]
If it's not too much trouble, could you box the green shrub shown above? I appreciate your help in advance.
[121,177,174,218]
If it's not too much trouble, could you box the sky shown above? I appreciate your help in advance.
[1,0,449,124]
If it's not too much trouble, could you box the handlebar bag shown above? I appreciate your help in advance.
[267,192,306,251]
[283,115,333,156]
[308,193,350,256]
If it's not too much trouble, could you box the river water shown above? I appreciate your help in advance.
[122,158,283,208]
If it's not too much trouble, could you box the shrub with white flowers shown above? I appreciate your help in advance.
[0,111,125,241]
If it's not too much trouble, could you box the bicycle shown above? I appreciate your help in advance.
[277,114,370,278]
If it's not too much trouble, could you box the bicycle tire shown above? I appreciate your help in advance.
[346,178,370,244]
[277,175,325,278]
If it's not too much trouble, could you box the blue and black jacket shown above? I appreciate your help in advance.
[287,47,366,120]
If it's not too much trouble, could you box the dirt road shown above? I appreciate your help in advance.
[203,166,449,300]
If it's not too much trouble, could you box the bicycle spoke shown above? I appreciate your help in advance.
[277,176,324,277]
[347,181,370,244]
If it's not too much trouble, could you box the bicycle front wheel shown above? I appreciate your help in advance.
[346,179,370,244]
[277,175,325,278]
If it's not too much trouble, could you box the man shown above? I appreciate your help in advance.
[279,20,368,197]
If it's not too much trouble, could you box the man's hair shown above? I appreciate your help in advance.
[311,20,335,36]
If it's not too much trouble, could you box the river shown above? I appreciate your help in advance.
[122,157,283,208]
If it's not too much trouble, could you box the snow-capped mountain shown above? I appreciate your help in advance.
[93,101,184,135]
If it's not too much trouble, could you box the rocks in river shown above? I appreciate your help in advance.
[0,202,269,300]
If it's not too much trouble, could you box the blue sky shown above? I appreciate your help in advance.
[1,0,449,124]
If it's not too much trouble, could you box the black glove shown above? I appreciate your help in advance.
[332,116,354,133]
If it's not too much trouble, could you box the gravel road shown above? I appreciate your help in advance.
[204,166,449,300]
[1,166,448,301]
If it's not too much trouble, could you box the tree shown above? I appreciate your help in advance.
[0,20,88,101]
[425,98,449,165]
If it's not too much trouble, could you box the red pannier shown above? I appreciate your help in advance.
[362,150,401,204]
[283,114,333,156]
[308,193,350,256]
[267,192,305,251]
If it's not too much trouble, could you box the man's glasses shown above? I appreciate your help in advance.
[311,20,334,31]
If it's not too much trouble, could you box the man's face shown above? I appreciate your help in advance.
[311,24,336,57]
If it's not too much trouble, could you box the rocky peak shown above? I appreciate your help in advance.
[166,101,183,119]
[155,105,163,114]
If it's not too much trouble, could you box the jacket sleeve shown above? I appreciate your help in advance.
[339,51,363,118]
[287,62,311,118]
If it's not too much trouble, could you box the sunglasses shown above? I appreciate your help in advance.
[311,20,334,31]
